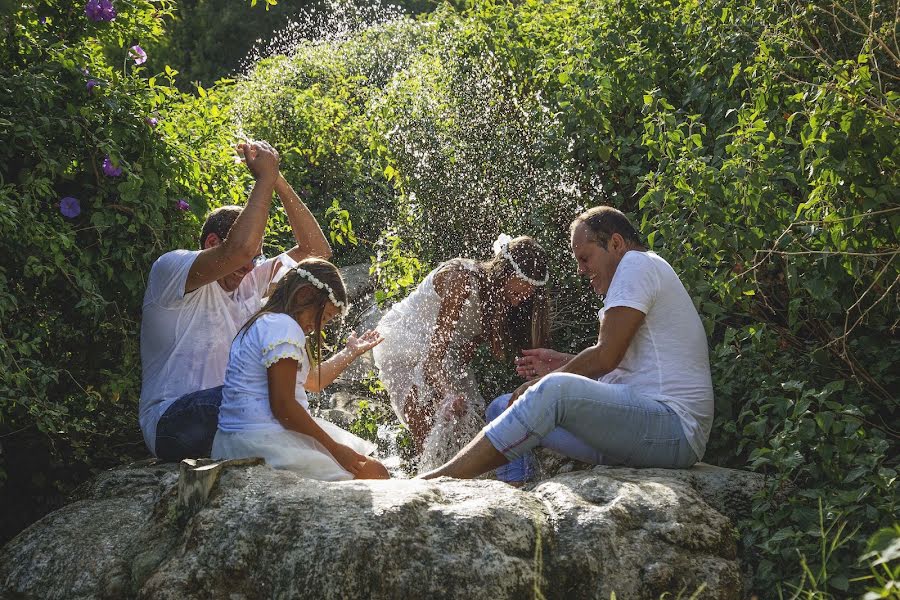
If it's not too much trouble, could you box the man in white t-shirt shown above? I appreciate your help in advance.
[421,206,714,479]
[140,141,333,461]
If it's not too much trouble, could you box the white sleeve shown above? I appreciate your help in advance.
[603,253,659,315]
[146,250,199,307]
[257,315,307,368]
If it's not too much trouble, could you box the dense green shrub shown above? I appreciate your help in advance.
[148,0,439,89]
[0,0,251,543]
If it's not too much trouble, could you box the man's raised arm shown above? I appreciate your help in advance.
[184,141,280,293]
[275,175,332,262]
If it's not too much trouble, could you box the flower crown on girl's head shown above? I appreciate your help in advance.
[293,266,350,316]
[492,233,549,287]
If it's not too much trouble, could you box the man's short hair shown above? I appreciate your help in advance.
[570,206,642,247]
[198,205,243,249]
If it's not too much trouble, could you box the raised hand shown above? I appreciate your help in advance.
[237,140,280,182]
[514,348,571,379]
[345,329,384,357]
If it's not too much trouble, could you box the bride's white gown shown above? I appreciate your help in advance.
[373,260,486,470]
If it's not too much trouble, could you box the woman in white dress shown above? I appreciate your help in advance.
[212,258,389,480]
[373,235,551,470]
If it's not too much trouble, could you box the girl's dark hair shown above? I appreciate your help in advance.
[239,258,348,374]
[446,236,551,360]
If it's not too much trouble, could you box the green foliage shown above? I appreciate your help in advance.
[0,0,249,543]
[148,0,439,89]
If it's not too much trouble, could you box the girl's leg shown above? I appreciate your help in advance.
[402,386,432,454]
[484,373,696,469]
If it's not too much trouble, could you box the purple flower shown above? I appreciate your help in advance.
[176,199,190,211]
[60,197,81,218]
[129,45,147,65]
[102,155,123,177]
[39,16,48,24]
[86,79,98,93]
[145,116,158,128]
[85,0,116,22]
[81,67,90,76]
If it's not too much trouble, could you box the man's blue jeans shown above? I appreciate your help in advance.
[485,373,696,482]
[155,386,224,462]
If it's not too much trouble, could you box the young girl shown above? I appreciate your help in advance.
[373,235,551,470]
[212,258,389,480]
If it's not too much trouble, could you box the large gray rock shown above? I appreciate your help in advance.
[0,461,762,599]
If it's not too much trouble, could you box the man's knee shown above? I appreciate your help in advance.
[486,394,513,421]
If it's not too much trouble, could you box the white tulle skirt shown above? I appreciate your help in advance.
[211,418,376,481]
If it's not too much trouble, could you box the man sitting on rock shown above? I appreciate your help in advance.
[420,206,713,479]
[139,141,332,462]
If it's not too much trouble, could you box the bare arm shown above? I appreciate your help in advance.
[267,358,365,476]
[422,267,476,398]
[184,142,279,293]
[510,306,645,402]
[275,174,332,262]
[304,330,384,392]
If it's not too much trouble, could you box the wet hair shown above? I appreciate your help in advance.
[569,206,642,247]
[238,258,348,377]
[445,236,551,360]
[199,205,243,249]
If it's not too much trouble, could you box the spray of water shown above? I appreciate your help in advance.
[231,3,605,473]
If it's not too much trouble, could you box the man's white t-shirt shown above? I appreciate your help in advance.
[139,250,277,455]
[599,251,714,460]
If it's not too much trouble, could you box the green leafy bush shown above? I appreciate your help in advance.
[0,0,249,543]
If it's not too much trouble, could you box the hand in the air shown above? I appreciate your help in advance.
[329,443,367,476]
[515,348,570,379]
[236,140,280,181]
[345,330,384,357]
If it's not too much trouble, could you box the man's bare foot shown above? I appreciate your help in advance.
[416,433,509,480]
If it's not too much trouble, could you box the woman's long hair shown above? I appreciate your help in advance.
[461,236,551,360]
[238,258,348,371]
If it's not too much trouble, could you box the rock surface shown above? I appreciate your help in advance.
[0,461,762,599]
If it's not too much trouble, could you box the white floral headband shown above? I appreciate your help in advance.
[492,233,549,287]
[294,267,350,316]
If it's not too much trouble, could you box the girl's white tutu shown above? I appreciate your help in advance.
[211,418,376,481]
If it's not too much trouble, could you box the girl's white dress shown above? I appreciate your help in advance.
[373,260,486,470]
[212,313,375,481]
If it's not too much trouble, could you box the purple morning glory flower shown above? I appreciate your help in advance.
[99,0,117,21]
[129,45,147,65]
[60,197,81,218]
[85,0,116,22]
[102,156,123,177]
[86,79,98,93]
[145,116,158,128]
[176,199,190,211]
